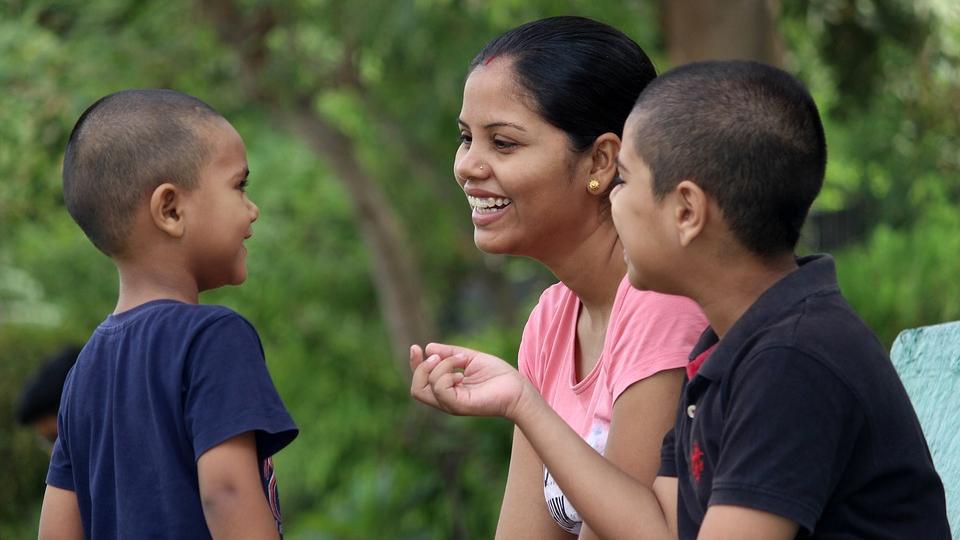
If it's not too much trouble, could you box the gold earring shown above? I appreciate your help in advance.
[587,178,601,193]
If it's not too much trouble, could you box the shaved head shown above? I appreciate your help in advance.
[62,89,224,255]
[630,61,826,256]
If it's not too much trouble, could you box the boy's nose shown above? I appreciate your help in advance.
[248,199,259,222]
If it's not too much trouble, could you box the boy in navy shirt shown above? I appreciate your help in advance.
[410,61,949,538]
[40,89,298,539]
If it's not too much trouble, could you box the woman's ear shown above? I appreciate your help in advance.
[149,183,186,239]
[674,180,708,247]
[587,132,622,192]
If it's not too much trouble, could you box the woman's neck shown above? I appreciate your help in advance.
[542,220,625,319]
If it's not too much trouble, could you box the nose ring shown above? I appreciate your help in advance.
[479,163,485,170]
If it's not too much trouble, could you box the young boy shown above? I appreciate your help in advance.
[40,89,298,540]
[410,61,950,538]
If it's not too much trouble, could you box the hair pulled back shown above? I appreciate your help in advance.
[470,16,656,152]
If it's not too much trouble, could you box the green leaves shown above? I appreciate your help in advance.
[2,1,958,537]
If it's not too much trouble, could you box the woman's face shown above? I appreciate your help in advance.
[454,60,595,259]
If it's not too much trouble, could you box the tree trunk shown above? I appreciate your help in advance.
[198,0,434,365]
[662,0,784,66]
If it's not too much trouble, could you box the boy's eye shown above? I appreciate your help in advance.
[238,179,249,192]
[611,175,625,187]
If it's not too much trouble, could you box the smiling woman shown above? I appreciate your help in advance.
[412,16,707,540]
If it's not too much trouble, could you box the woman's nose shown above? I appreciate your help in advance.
[454,147,489,183]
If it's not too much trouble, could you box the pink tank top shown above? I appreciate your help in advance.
[518,276,706,533]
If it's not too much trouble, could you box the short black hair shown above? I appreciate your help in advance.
[470,16,657,153]
[632,60,827,256]
[15,345,81,425]
[62,89,223,256]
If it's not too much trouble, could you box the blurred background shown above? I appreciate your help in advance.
[1,0,958,537]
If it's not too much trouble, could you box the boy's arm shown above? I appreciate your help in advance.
[578,369,685,540]
[515,382,676,540]
[698,505,798,539]
[197,431,279,540]
[38,485,83,540]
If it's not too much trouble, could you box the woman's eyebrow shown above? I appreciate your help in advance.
[457,118,526,132]
[484,121,526,131]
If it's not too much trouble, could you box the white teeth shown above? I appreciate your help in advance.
[467,195,513,210]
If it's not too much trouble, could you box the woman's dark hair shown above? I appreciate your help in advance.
[469,16,657,152]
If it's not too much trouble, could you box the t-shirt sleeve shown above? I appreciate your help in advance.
[709,346,862,533]
[46,411,75,490]
[183,313,298,461]
[658,427,678,478]
[518,290,552,391]
[608,291,706,400]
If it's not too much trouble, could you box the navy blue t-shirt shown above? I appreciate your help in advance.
[47,300,299,539]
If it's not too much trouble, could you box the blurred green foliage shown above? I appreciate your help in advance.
[1,0,957,538]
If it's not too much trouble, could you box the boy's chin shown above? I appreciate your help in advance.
[199,271,247,292]
[626,269,646,290]
[626,266,659,293]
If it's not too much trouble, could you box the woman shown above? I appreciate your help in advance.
[411,16,705,539]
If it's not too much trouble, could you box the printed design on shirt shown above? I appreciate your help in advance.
[262,457,284,536]
[544,422,608,534]
[690,441,704,484]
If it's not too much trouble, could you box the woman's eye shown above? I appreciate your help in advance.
[458,132,472,145]
[493,138,517,150]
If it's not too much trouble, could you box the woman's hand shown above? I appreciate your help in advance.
[409,343,530,421]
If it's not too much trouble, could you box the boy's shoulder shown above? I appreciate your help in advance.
[733,255,880,356]
[104,300,253,330]
[707,255,890,392]
[94,300,262,352]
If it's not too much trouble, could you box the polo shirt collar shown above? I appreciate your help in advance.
[694,254,840,382]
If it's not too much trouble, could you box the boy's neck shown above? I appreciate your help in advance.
[114,257,200,314]
[693,252,798,339]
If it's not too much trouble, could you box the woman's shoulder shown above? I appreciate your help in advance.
[523,280,571,317]
[537,280,573,306]
[521,281,577,344]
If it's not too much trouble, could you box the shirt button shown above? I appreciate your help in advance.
[687,404,697,419]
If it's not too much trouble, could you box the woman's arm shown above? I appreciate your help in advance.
[578,368,684,540]
[411,344,570,539]
[497,427,575,540]
[411,343,676,540]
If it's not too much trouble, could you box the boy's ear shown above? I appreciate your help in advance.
[673,180,708,247]
[587,132,622,188]
[149,183,186,239]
